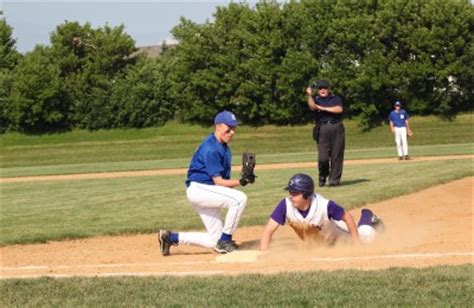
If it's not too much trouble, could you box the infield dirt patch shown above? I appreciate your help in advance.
[2,154,472,183]
[1,177,472,278]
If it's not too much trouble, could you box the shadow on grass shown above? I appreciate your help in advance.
[340,178,370,186]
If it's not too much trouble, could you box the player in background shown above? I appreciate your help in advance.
[159,111,254,256]
[389,101,413,160]
[260,173,384,250]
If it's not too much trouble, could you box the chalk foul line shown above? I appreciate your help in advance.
[310,252,474,262]
[2,251,473,272]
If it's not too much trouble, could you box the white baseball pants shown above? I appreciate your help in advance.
[330,220,376,243]
[394,126,409,157]
[179,182,248,248]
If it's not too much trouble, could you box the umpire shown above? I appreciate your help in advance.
[306,80,345,187]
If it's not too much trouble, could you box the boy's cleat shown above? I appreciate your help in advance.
[158,230,176,256]
[214,239,237,254]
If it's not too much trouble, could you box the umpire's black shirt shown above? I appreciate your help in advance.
[314,94,343,123]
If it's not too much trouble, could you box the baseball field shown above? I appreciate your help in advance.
[1,115,473,306]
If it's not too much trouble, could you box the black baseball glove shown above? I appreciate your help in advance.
[239,152,256,186]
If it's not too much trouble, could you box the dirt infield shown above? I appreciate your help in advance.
[2,177,472,279]
[2,154,473,183]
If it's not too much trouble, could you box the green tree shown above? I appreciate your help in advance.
[0,18,22,132]
[371,0,474,120]
[170,2,296,125]
[167,0,473,129]
[0,18,21,70]
[50,21,137,130]
[110,56,175,128]
[9,46,70,133]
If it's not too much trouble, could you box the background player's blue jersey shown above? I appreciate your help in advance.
[389,109,409,127]
[186,133,232,186]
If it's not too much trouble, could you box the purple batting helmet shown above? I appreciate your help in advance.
[284,173,315,199]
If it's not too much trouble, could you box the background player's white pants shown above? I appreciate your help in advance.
[394,126,409,157]
[179,182,247,248]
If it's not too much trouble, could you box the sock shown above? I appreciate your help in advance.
[358,209,373,227]
[219,233,232,242]
[170,232,179,244]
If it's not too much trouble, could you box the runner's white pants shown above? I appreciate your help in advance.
[394,126,409,157]
[330,220,376,243]
[179,182,248,248]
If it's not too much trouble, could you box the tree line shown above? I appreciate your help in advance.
[1,0,473,134]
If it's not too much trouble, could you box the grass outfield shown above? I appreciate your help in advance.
[1,116,472,304]
[1,265,472,306]
[1,159,472,245]
[1,115,472,177]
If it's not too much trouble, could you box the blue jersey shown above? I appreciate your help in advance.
[389,109,409,127]
[186,133,232,186]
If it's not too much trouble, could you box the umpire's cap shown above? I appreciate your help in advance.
[285,173,315,199]
[316,79,330,89]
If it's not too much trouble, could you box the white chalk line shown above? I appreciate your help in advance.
[1,271,225,279]
[2,261,213,271]
[310,252,474,262]
[3,251,473,272]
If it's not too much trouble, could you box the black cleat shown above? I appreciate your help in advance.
[158,230,176,256]
[319,177,326,187]
[214,240,237,254]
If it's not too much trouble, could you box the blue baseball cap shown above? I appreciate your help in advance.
[214,110,240,127]
[395,101,401,106]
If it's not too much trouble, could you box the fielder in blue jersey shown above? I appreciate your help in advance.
[389,101,413,160]
[159,111,254,256]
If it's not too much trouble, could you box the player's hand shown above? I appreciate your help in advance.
[306,87,313,96]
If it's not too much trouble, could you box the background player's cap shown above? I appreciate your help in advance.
[214,110,240,127]
[395,101,401,106]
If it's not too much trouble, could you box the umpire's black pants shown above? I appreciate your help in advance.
[317,122,345,185]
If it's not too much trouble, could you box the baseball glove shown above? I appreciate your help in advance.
[240,152,256,186]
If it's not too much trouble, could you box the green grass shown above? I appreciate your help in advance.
[1,142,472,178]
[1,115,472,177]
[1,115,473,304]
[1,159,472,246]
[1,265,472,306]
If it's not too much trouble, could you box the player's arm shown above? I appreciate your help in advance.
[389,120,395,133]
[260,218,280,250]
[341,211,360,244]
[405,119,411,133]
[213,176,241,188]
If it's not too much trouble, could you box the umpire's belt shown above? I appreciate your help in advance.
[320,119,341,125]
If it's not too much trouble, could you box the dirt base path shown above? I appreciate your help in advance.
[2,177,472,279]
[2,154,473,183]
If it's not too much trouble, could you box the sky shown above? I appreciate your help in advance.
[1,0,265,53]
